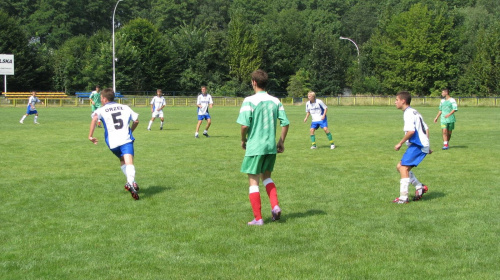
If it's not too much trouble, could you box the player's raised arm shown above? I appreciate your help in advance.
[88,114,99,145]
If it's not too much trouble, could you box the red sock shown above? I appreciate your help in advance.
[265,181,279,209]
[249,192,262,220]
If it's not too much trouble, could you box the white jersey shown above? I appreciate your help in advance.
[28,96,41,110]
[197,93,213,115]
[403,107,430,153]
[92,102,139,149]
[306,99,327,122]
[150,96,166,111]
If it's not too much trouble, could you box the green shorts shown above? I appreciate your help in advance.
[441,122,455,130]
[240,154,276,175]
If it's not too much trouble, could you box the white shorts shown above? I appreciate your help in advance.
[152,111,164,118]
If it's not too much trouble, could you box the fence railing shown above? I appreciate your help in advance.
[1,96,499,107]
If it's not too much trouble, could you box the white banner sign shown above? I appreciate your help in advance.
[0,54,15,75]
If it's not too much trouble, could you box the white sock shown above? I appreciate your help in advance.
[195,132,199,136]
[203,130,207,134]
[121,165,127,176]
[409,171,422,189]
[125,165,135,184]
[34,116,38,123]
[20,115,26,121]
[444,141,448,145]
[160,121,163,128]
[400,178,410,200]
[148,120,153,129]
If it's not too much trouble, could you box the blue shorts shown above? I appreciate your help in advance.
[311,118,328,130]
[110,142,134,158]
[401,144,427,167]
[198,114,211,121]
[26,107,37,115]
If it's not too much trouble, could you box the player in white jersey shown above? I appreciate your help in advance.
[20,91,44,124]
[393,91,431,204]
[88,88,141,200]
[303,91,335,149]
[147,89,166,130]
[195,86,213,138]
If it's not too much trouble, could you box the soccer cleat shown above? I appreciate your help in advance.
[133,182,139,192]
[124,183,140,200]
[442,144,449,150]
[413,185,428,201]
[203,132,209,137]
[392,197,409,204]
[160,126,163,130]
[195,133,199,138]
[247,219,264,226]
[34,122,40,124]
[19,120,24,124]
[331,144,336,150]
[147,128,151,131]
[271,205,281,221]
[310,145,317,149]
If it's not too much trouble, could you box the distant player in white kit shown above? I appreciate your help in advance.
[147,89,166,130]
[303,91,335,149]
[20,91,44,124]
[195,86,213,138]
[88,88,141,200]
[393,91,431,204]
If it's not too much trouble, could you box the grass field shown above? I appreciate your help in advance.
[1,104,499,279]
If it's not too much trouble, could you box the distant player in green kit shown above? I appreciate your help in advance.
[89,85,102,127]
[433,88,457,150]
[237,70,290,226]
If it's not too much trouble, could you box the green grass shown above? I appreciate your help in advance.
[1,105,499,279]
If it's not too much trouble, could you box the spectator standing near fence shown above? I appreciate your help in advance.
[433,88,458,150]
[303,91,335,149]
[88,88,141,200]
[195,86,213,138]
[393,91,431,204]
[89,85,102,127]
[237,70,290,226]
[20,91,44,124]
[148,89,166,130]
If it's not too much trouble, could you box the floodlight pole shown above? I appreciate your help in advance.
[339,36,360,64]
[112,0,123,93]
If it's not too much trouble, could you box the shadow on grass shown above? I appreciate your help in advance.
[421,191,445,201]
[449,145,468,149]
[202,135,230,138]
[141,185,171,197]
[272,209,327,223]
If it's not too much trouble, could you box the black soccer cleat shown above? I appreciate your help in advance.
[124,183,140,200]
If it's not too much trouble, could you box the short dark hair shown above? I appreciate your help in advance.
[251,69,268,89]
[101,88,115,101]
[396,91,412,105]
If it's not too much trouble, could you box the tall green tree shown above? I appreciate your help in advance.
[227,13,262,86]
[0,11,51,91]
[367,3,455,95]
[120,18,174,91]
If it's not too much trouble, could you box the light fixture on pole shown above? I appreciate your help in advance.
[112,0,123,93]
[339,36,360,64]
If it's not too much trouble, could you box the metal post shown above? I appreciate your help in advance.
[112,0,123,93]
[339,36,360,64]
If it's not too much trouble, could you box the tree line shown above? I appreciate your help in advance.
[0,0,499,96]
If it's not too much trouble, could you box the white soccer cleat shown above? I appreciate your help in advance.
[331,144,335,149]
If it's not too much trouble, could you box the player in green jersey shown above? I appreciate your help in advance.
[89,85,102,127]
[237,70,290,226]
[433,88,457,150]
